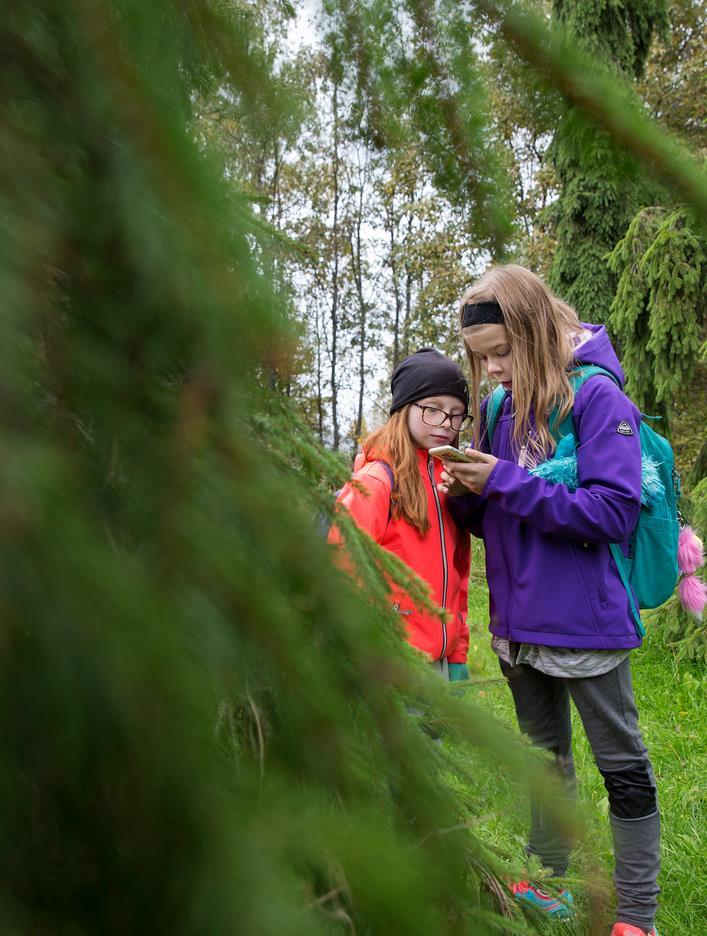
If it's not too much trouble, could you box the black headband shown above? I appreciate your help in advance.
[461,300,504,328]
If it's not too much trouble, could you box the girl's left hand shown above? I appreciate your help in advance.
[443,450,498,494]
[437,470,469,497]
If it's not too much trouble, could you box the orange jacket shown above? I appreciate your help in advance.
[329,449,471,663]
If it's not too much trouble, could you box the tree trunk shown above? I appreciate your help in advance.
[330,81,341,450]
[349,170,367,448]
[387,197,402,367]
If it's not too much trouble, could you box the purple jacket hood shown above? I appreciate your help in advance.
[450,324,643,650]
[573,322,626,386]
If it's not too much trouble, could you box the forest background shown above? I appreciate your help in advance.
[1,0,704,933]
[205,0,706,475]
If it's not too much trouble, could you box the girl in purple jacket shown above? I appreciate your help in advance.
[440,265,660,936]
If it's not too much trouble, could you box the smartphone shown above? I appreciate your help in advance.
[428,445,473,463]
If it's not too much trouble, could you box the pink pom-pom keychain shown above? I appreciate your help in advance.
[677,525,706,618]
[678,525,704,574]
[679,573,707,618]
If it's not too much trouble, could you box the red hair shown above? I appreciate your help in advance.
[362,407,457,534]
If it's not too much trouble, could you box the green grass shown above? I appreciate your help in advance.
[447,558,706,934]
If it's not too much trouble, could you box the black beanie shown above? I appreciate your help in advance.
[390,348,469,415]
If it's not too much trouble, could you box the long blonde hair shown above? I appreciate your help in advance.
[459,264,582,461]
[363,407,456,534]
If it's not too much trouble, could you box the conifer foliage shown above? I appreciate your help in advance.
[547,0,669,321]
[607,207,705,416]
[2,0,706,931]
[0,1,531,932]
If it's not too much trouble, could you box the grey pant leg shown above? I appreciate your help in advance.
[566,658,660,931]
[499,659,576,876]
[431,658,450,681]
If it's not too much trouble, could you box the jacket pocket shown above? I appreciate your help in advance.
[574,540,608,607]
[387,545,414,617]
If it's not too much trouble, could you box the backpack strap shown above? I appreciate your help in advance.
[377,461,395,527]
[550,364,619,439]
[350,459,394,490]
[375,461,395,490]
[364,460,395,529]
[609,543,646,636]
[485,385,508,448]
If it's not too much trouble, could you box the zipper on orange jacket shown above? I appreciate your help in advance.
[427,453,448,660]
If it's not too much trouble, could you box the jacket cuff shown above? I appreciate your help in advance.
[481,458,507,497]
[447,490,482,519]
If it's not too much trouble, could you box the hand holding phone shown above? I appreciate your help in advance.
[436,445,498,495]
[429,445,473,463]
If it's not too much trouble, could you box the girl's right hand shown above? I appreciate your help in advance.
[443,450,498,494]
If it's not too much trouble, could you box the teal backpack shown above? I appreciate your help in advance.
[486,366,681,636]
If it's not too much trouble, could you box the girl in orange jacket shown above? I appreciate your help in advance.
[329,349,472,680]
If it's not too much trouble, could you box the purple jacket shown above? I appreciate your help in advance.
[450,324,643,650]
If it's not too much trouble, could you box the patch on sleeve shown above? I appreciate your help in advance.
[616,420,634,436]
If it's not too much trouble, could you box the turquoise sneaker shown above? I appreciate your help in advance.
[510,881,575,919]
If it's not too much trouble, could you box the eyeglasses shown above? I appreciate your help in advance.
[412,404,472,432]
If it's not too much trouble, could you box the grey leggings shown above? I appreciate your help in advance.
[499,656,660,931]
